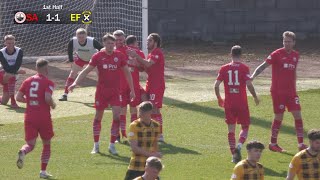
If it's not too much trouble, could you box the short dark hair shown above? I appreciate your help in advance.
[231,45,242,57]
[308,129,320,141]
[246,141,265,150]
[146,156,163,171]
[102,33,116,41]
[36,58,48,68]
[149,33,161,47]
[126,35,137,45]
[139,101,153,113]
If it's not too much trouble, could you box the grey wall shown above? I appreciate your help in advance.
[148,0,320,41]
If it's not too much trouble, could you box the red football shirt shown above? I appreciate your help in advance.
[145,48,165,90]
[18,74,54,120]
[89,50,127,89]
[116,45,130,90]
[266,48,299,95]
[216,61,250,109]
[127,45,145,89]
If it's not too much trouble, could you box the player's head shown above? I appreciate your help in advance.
[113,30,125,48]
[76,28,87,45]
[282,31,296,51]
[102,33,116,53]
[147,33,161,50]
[4,35,15,50]
[308,129,320,152]
[231,45,242,60]
[36,58,49,75]
[246,141,265,162]
[144,156,163,179]
[138,101,153,119]
[126,35,138,47]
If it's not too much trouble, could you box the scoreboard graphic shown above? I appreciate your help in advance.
[14,10,92,24]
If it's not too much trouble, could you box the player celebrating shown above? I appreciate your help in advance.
[231,141,265,180]
[250,31,307,152]
[287,129,320,180]
[16,59,56,179]
[68,33,135,155]
[118,35,146,142]
[125,101,161,180]
[127,33,165,142]
[214,45,259,163]
[0,35,25,108]
[59,28,103,101]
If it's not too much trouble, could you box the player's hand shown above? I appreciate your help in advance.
[68,83,77,93]
[218,98,224,108]
[254,97,260,106]
[150,152,162,158]
[126,49,138,58]
[130,91,136,102]
[17,69,26,74]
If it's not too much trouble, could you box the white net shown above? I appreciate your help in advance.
[0,0,143,57]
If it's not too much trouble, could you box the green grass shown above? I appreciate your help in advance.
[1,88,320,179]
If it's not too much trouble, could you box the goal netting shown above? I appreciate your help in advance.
[0,0,145,59]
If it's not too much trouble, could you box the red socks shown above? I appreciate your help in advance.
[271,120,282,144]
[120,115,127,138]
[228,132,236,154]
[295,119,304,144]
[93,119,101,142]
[41,144,51,171]
[110,120,120,143]
[239,125,249,144]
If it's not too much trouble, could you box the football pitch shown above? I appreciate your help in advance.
[1,77,320,179]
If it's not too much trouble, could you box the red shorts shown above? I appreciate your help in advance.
[271,93,301,114]
[95,87,121,110]
[121,86,143,107]
[224,107,250,125]
[146,88,165,108]
[24,118,54,141]
[74,56,89,68]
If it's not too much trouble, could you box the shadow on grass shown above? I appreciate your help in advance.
[66,100,95,108]
[98,152,130,164]
[264,166,287,178]
[160,142,201,155]
[0,124,4,126]
[2,105,26,113]
[164,96,307,138]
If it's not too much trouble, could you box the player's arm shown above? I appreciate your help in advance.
[286,156,300,180]
[127,49,155,68]
[68,64,95,92]
[230,165,244,180]
[67,39,74,62]
[93,39,103,51]
[122,65,136,100]
[130,140,161,158]
[214,80,224,107]
[250,61,270,80]
[16,91,26,103]
[45,92,56,109]
[246,80,259,105]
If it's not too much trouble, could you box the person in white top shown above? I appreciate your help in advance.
[59,28,103,101]
[0,35,26,108]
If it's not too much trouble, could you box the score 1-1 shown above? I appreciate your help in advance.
[46,13,60,22]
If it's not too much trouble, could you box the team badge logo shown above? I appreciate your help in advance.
[155,55,159,59]
[128,132,134,137]
[114,57,118,62]
[279,104,285,109]
[293,57,297,62]
[14,12,26,24]
[103,64,108,69]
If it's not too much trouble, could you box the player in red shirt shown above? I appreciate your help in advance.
[15,59,56,179]
[127,33,165,142]
[214,45,259,163]
[251,31,307,152]
[68,33,135,155]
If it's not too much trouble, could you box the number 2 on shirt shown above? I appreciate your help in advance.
[227,70,239,86]
[30,81,39,97]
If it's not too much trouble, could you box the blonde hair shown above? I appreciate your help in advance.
[76,28,87,35]
[283,31,296,41]
[4,35,15,41]
[113,30,125,36]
